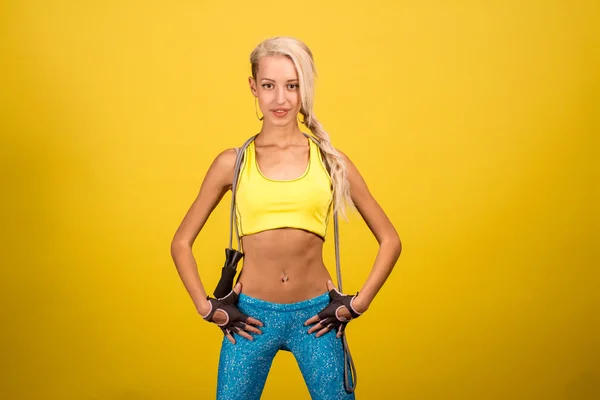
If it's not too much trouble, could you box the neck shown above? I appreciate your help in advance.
[257,120,306,146]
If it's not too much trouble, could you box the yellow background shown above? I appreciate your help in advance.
[1,1,598,399]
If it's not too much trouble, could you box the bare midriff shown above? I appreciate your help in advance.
[237,228,332,303]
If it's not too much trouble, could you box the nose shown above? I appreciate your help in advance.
[276,86,286,104]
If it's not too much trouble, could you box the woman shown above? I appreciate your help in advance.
[171,36,401,400]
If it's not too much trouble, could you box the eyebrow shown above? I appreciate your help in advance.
[260,78,299,82]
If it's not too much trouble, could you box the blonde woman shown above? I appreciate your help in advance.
[171,36,401,400]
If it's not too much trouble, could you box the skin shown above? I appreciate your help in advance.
[170,55,402,345]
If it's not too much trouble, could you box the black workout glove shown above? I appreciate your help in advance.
[201,288,250,338]
[310,287,363,337]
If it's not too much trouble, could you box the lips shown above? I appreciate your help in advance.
[271,108,290,117]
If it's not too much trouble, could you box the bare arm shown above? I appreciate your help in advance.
[341,150,402,313]
[170,148,237,316]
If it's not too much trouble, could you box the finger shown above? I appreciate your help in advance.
[336,325,343,338]
[244,324,263,335]
[326,279,335,291]
[315,322,335,338]
[245,316,264,327]
[307,322,323,334]
[224,329,236,345]
[307,318,333,334]
[235,329,254,341]
[233,282,242,295]
[233,321,262,335]
[304,315,320,326]
[338,323,347,337]
[230,325,253,341]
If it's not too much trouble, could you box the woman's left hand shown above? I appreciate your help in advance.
[304,280,367,338]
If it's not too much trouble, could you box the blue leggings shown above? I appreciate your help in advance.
[217,292,356,400]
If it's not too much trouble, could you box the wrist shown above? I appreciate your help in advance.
[197,298,212,318]
[351,295,369,314]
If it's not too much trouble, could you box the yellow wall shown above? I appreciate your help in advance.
[1,1,598,399]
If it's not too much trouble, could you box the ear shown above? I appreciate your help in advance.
[248,76,258,97]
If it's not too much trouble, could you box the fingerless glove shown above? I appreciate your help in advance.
[201,289,249,337]
[316,288,363,334]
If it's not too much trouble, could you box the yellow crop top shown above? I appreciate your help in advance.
[234,136,333,239]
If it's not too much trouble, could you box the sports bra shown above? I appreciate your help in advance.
[234,135,333,239]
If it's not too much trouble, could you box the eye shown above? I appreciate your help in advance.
[261,83,273,89]
[288,84,299,90]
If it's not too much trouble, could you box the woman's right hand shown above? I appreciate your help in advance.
[201,283,264,344]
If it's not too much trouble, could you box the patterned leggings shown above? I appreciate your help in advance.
[216,292,356,400]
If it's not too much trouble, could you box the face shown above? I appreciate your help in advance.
[249,55,302,126]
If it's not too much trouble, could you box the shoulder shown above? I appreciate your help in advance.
[211,147,238,170]
[337,148,350,162]
[337,149,359,173]
[203,147,239,189]
[336,148,371,198]
[209,134,257,175]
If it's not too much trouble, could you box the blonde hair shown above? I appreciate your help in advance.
[249,36,356,220]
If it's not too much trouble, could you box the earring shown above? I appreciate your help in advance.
[254,97,264,121]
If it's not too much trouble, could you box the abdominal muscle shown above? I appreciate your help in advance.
[237,228,333,303]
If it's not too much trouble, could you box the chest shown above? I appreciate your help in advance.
[254,145,310,181]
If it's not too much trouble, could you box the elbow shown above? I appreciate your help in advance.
[383,232,402,259]
[393,236,402,259]
[170,238,192,259]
